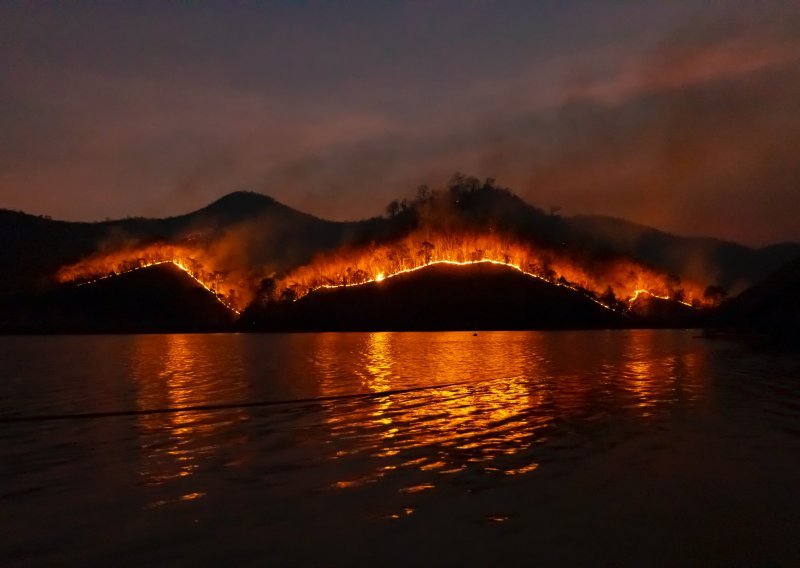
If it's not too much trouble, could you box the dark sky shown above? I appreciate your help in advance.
[2,1,799,245]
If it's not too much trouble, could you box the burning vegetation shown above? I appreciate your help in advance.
[262,229,709,311]
[54,176,719,318]
[54,243,251,314]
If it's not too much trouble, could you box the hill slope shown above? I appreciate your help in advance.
[714,257,800,334]
[567,214,800,294]
[245,262,628,331]
[2,263,235,333]
[3,179,799,332]
[0,191,355,299]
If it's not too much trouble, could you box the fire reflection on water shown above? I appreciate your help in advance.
[125,331,707,503]
[623,330,705,418]
[316,333,552,487]
[315,331,706,490]
[132,335,247,492]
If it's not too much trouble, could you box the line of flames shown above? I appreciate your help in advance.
[303,259,616,310]
[270,230,710,311]
[75,260,241,315]
[56,231,708,317]
[293,259,694,311]
[69,256,689,316]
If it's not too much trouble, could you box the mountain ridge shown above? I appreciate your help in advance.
[2,181,799,308]
[3,189,797,253]
[245,262,629,332]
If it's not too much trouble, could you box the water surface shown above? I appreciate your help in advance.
[1,331,799,566]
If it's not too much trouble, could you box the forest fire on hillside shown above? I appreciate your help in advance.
[55,244,249,313]
[265,230,710,310]
[55,229,711,315]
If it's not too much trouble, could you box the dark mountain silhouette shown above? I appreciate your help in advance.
[713,257,800,335]
[627,293,703,327]
[2,263,234,334]
[0,191,353,299]
[245,262,628,332]
[2,176,799,332]
[565,214,800,295]
[380,179,800,295]
[3,180,797,300]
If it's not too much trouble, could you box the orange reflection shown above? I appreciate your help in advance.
[314,331,707,492]
[318,332,549,488]
[132,335,247,489]
[360,332,396,438]
[622,330,700,417]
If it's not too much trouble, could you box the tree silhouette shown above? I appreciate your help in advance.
[599,286,616,306]
[666,274,684,301]
[419,240,434,264]
[257,277,277,305]
[280,287,297,303]
[385,200,400,218]
[703,285,727,306]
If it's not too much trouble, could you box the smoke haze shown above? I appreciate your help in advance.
[1,1,798,245]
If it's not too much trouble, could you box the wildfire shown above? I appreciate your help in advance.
[628,289,693,308]
[55,244,248,314]
[271,230,711,310]
[307,259,616,310]
[55,229,712,316]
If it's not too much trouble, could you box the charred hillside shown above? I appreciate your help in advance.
[712,257,800,335]
[0,191,353,300]
[2,263,235,334]
[244,262,628,332]
[380,177,800,295]
[3,175,799,334]
[3,176,798,303]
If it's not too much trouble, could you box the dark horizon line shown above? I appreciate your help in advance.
[2,185,799,251]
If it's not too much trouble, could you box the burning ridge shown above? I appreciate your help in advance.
[53,179,715,318]
[251,259,628,331]
[55,243,249,314]
[54,228,710,320]
[56,228,712,317]
[264,229,709,312]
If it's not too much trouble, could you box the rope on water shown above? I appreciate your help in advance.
[0,380,476,424]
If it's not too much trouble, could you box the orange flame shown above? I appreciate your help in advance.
[55,243,248,313]
[274,229,708,309]
[55,229,711,314]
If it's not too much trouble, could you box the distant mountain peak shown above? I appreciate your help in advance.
[185,190,289,223]
[204,190,276,210]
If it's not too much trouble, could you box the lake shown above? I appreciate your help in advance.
[1,331,799,566]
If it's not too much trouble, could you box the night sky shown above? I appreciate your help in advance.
[2,1,799,245]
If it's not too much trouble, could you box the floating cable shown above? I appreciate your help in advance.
[0,380,475,424]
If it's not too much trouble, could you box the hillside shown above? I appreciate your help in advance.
[1,263,235,333]
[566,214,800,294]
[3,181,798,304]
[2,177,799,334]
[0,191,358,299]
[714,257,800,334]
[245,262,628,332]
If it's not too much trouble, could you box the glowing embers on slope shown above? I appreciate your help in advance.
[272,231,710,311]
[628,289,694,308]
[122,260,242,314]
[55,229,710,316]
[55,246,245,314]
[310,259,614,311]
